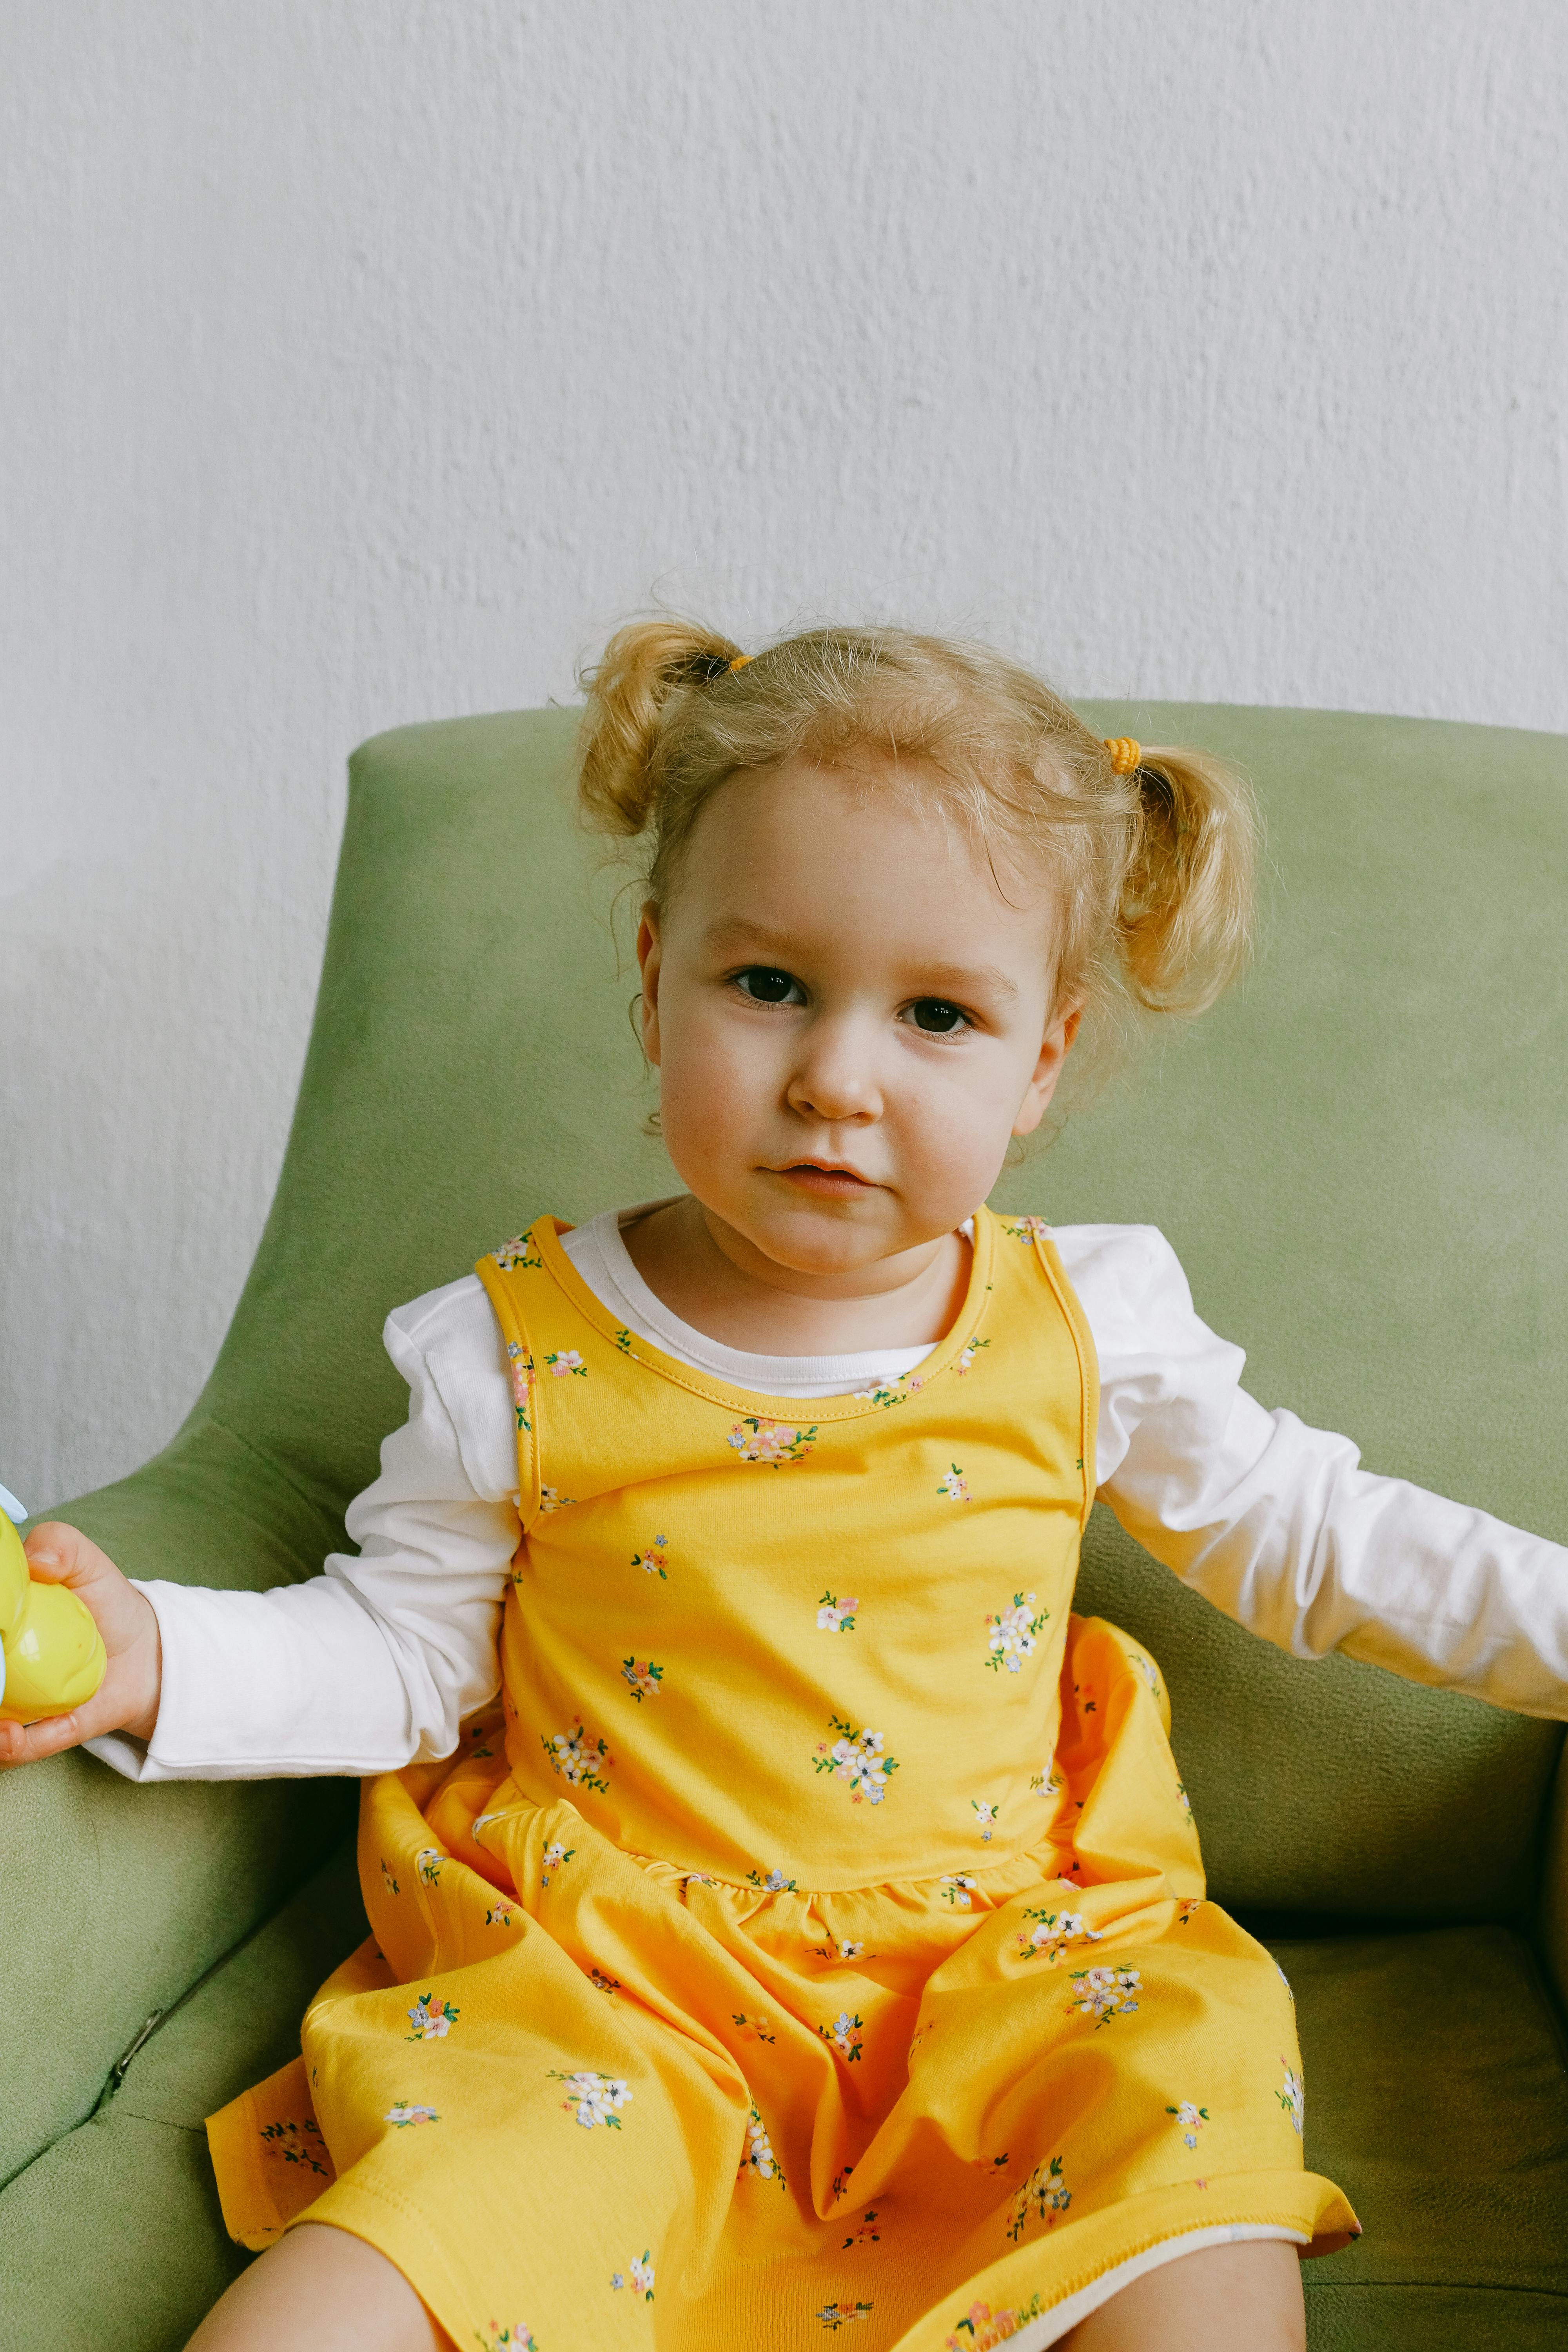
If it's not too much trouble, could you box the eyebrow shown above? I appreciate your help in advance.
[702,920,1022,1006]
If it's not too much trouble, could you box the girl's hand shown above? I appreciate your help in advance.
[0,1523,162,1767]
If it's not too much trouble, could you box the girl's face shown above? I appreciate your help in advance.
[637,757,1078,1281]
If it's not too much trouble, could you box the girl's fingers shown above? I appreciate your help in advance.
[0,1708,84,1767]
[23,1521,113,1587]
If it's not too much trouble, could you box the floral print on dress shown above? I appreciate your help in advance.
[816,2304,874,2330]
[505,1341,534,1432]
[820,2010,865,2062]
[379,1859,399,1896]
[1278,2060,1305,2136]
[1068,1965,1142,2025]
[258,2118,329,2176]
[477,2323,537,2349]
[739,2103,786,2187]
[984,1592,1048,1674]
[537,1486,575,1512]
[1177,1897,1203,1926]
[1015,1908,1102,1964]
[813,1717,898,1806]
[589,1968,621,1996]
[632,1535,669,1579]
[385,2101,439,2127]
[817,1590,858,1632]
[972,1799,1000,1842]
[1167,2100,1209,2149]
[938,1464,970,1501]
[813,1938,867,1961]
[485,1900,515,1928]
[621,1655,663,1702]
[946,2294,1047,2348]
[491,1236,542,1272]
[842,2209,880,2248]
[1176,1780,1194,1822]
[728,1417,817,1465]
[544,1349,586,1379]
[610,2253,655,2301]
[940,1874,980,1907]
[1006,2154,1071,2241]
[1028,1766,1062,1799]
[747,1866,798,1892]
[415,1847,445,1887]
[955,1334,991,1375]
[613,1327,637,1358]
[405,1992,459,2041]
[733,2010,777,2044]
[1002,1216,1051,1244]
[1129,1650,1163,1697]
[541,1718,613,1794]
[550,2069,632,2129]
[540,1840,575,1887]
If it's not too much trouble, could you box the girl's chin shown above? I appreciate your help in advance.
[725,1207,936,1284]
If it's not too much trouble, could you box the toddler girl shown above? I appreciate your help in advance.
[12,622,1568,2352]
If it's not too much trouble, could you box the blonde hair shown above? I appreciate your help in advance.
[577,617,1257,1058]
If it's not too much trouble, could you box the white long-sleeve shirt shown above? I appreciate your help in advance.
[88,1208,1568,1783]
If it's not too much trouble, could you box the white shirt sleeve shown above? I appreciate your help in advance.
[1053,1222,1568,1719]
[86,1275,520,1781]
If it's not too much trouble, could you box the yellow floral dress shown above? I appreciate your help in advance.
[208,1207,1357,2350]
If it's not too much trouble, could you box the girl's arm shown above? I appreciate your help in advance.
[85,1276,519,1781]
[1058,1223,1568,1719]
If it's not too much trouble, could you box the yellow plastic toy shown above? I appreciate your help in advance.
[0,1485,107,1725]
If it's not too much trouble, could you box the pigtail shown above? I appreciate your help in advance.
[1116,747,1258,1016]
[577,617,744,840]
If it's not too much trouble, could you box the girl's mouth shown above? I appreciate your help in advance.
[773,1163,877,1198]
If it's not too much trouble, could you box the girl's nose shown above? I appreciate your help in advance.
[786,1025,883,1123]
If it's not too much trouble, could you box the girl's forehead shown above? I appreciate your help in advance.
[671,760,1057,967]
[684,756,1044,903]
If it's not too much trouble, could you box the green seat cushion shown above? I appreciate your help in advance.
[1279,1924,1568,2347]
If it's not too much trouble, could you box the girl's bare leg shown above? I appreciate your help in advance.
[185,2221,453,2352]
[1062,2237,1306,2352]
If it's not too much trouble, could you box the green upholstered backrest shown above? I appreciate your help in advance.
[9,700,1566,2194]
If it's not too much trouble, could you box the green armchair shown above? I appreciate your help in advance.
[5,702,1567,2349]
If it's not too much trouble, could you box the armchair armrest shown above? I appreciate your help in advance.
[0,1419,356,2192]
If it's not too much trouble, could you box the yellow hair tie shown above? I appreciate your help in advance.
[728,653,753,673]
[1103,736,1142,775]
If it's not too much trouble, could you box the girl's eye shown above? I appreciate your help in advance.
[735,966,805,1006]
[906,998,969,1034]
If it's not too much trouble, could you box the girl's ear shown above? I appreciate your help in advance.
[636,902,664,1067]
[1012,1003,1081,1138]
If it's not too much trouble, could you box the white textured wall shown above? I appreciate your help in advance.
[4,2,1566,1508]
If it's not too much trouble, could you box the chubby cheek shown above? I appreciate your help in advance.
[895,1086,1015,1212]
[654,1013,773,1195]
